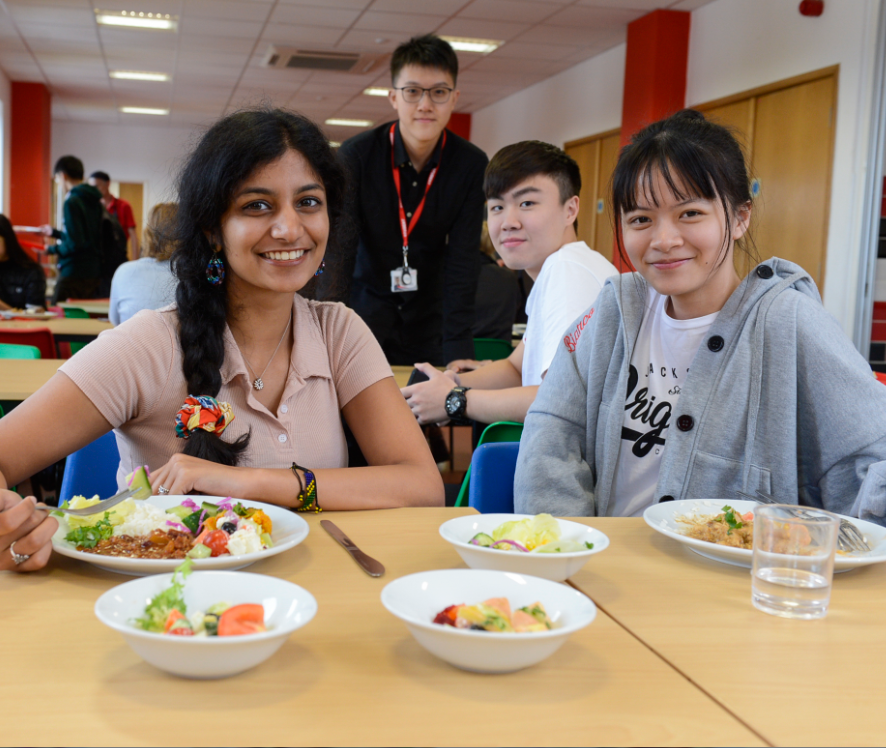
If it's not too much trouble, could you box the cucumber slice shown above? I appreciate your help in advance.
[470,532,495,547]
[166,505,191,520]
[186,543,212,559]
[201,501,221,518]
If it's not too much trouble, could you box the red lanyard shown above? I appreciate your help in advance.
[389,123,446,260]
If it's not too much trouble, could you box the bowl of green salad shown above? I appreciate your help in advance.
[439,514,609,582]
[94,559,317,678]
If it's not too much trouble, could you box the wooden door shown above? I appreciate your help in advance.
[751,76,835,288]
[568,140,600,251]
[593,132,621,264]
[118,182,144,260]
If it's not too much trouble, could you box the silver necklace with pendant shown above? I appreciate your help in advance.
[240,313,292,390]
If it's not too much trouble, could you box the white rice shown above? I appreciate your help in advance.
[114,502,182,537]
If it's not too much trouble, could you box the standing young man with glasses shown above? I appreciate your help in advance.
[338,34,488,367]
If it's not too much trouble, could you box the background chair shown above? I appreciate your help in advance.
[467,441,520,513]
[0,328,56,359]
[473,337,514,362]
[0,342,41,359]
[455,421,523,507]
[62,307,90,318]
[58,431,120,505]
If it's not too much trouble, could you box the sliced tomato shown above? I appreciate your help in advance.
[202,529,229,557]
[218,604,266,636]
[164,608,192,635]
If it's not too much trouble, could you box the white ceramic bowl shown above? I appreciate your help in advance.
[95,571,317,678]
[381,569,596,673]
[439,514,609,582]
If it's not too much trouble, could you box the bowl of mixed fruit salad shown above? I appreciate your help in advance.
[381,569,596,673]
[94,559,318,678]
[439,514,609,582]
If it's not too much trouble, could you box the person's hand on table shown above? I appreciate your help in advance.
[149,453,245,498]
[0,491,57,572]
[400,362,459,426]
[446,358,492,374]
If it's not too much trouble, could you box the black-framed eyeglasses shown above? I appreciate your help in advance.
[393,86,454,104]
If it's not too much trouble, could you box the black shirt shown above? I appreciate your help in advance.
[0,261,46,309]
[338,121,488,365]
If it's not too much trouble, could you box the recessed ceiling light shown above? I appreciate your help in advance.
[120,106,169,115]
[440,36,503,54]
[110,71,170,82]
[96,9,178,31]
[325,118,373,127]
[363,87,389,97]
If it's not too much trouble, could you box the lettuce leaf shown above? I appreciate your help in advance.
[133,558,193,633]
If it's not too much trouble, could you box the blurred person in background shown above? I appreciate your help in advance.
[40,155,103,303]
[89,171,140,259]
[0,215,47,311]
[109,202,177,325]
[472,221,519,345]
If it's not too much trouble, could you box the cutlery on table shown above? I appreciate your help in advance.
[736,490,871,553]
[320,519,385,577]
[40,487,139,516]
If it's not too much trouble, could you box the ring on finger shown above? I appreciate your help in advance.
[9,541,30,566]
[158,485,170,495]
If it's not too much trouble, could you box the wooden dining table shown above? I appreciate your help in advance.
[58,300,111,317]
[0,317,113,349]
[2,508,775,748]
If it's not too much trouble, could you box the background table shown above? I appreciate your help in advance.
[568,517,886,747]
[0,508,762,747]
[0,358,63,400]
[58,300,111,317]
[0,318,112,350]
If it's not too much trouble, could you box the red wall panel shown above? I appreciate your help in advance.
[10,82,52,228]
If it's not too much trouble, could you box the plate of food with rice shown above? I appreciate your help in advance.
[643,499,886,572]
[51,492,308,576]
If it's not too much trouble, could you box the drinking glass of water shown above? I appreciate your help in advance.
[751,504,839,620]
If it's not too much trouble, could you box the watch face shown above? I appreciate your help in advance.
[445,392,459,417]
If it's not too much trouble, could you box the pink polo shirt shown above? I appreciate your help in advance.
[59,294,393,487]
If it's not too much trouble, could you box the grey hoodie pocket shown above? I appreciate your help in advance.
[685,451,772,499]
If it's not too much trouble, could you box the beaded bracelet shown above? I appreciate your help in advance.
[291,462,322,513]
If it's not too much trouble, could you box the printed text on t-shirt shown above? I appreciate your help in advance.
[563,308,595,352]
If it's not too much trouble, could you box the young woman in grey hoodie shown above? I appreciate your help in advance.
[515,109,886,524]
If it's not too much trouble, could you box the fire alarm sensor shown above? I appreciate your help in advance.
[799,0,824,16]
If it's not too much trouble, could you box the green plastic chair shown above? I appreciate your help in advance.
[0,342,41,359]
[454,421,524,507]
[473,337,514,361]
[63,307,90,318]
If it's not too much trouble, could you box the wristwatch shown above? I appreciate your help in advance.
[444,386,471,421]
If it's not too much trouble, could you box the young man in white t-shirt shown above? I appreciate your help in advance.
[401,140,617,425]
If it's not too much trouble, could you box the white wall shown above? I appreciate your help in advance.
[51,120,200,221]
[0,67,11,215]
[471,0,885,341]
[471,44,625,157]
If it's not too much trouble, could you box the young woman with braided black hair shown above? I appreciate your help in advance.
[0,108,443,571]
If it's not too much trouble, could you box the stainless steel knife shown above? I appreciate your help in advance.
[320,519,385,577]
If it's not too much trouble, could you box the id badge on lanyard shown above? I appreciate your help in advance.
[389,124,445,293]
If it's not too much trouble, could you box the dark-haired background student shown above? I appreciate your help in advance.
[88,171,140,259]
[39,155,103,303]
[0,215,47,310]
[338,34,488,366]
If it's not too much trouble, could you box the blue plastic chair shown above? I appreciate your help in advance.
[467,441,520,513]
[58,431,120,505]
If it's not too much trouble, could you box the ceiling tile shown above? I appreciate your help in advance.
[492,40,580,61]
[95,0,181,14]
[575,0,669,10]
[260,24,344,46]
[183,0,274,21]
[354,11,447,34]
[434,18,531,41]
[178,17,265,38]
[456,0,560,24]
[269,4,362,26]
[276,0,372,9]
[7,5,95,26]
[14,21,96,41]
[100,29,178,50]
[334,30,400,52]
[543,4,647,27]
[516,24,615,46]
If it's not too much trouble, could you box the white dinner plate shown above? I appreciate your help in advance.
[52,495,308,576]
[643,499,886,572]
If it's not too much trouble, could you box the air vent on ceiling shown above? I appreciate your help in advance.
[261,46,384,74]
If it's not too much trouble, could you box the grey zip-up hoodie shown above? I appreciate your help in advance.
[514,258,886,524]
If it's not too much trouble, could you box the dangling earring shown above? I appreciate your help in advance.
[206,248,225,286]
[314,260,326,277]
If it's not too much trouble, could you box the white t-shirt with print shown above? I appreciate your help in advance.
[522,241,618,386]
[607,288,719,517]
